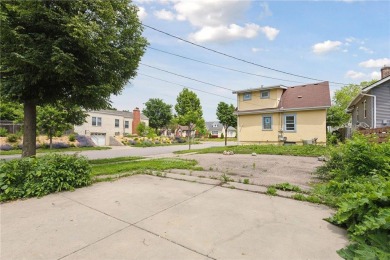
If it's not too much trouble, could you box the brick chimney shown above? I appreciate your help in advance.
[132,107,141,135]
[381,66,390,79]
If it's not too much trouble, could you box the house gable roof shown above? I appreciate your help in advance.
[278,81,331,109]
[232,85,287,94]
[347,75,390,110]
[89,110,149,120]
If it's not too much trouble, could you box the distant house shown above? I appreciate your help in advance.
[233,82,331,145]
[205,122,236,138]
[347,66,390,129]
[175,125,196,138]
[73,107,149,146]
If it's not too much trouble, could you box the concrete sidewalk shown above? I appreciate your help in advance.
[1,175,348,260]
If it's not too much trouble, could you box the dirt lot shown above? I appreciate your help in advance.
[180,153,323,190]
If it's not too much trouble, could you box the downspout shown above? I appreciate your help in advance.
[361,93,377,128]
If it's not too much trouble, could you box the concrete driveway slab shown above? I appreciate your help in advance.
[137,186,348,260]
[62,226,209,260]
[1,194,128,260]
[62,175,213,223]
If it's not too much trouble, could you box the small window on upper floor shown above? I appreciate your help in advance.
[115,119,120,128]
[260,90,270,99]
[243,92,252,101]
[92,117,102,126]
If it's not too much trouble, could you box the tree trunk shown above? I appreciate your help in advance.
[188,129,191,150]
[22,100,37,157]
[225,127,228,146]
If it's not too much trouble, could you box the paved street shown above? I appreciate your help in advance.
[0,141,234,160]
[1,175,348,260]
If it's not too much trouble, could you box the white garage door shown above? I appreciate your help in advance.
[91,134,106,146]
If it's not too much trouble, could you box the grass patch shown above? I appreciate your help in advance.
[272,182,302,192]
[92,158,201,176]
[0,146,111,155]
[266,187,277,196]
[89,156,144,165]
[174,144,327,157]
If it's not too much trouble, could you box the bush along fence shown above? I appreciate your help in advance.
[358,126,390,143]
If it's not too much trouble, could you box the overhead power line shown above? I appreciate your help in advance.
[138,72,236,101]
[147,46,309,85]
[141,23,348,86]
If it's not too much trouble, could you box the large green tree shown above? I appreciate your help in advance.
[37,103,87,149]
[174,88,204,150]
[216,102,237,146]
[0,0,147,157]
[143,98,172,134]
[327,80,377,128]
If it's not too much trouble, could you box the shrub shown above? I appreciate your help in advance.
[313,134,390,259]
[0,144,13,151]
[52,142,70,149]
[7,134,18,143]
[68,134,76,142]
[0,154,92,201]
[76,135,95,147]
[141,140,153,147]
[221,132,224,139]
[0,128,8,137]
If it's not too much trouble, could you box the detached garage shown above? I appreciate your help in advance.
[91,133,106,146]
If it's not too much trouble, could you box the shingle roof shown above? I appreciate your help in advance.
[278,81,331,109]
[90,110,149,120]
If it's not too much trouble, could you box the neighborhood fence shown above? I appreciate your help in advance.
[358,126,390,143]
[0,120,23,134]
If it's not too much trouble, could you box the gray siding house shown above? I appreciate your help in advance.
[347,66,390,128]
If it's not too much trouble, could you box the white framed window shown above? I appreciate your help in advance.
[261,90,270,99]
[212,123,218,128]
[356,106,359,121]
[363,100,367,118]
[212,131,218,135]
[125,121,129,129]
[115,119,120,128]
[92,117,102,126]
[284,114,296,132]
[243,92,252,101]
[262,115,272,130]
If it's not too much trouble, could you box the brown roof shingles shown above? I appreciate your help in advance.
[278,81,331,109]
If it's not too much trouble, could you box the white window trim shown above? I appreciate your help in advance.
[363,100,367,119]
[124,120,129,129]
[284,114,296,132]
[243,92,252,101]
[115,119,120,128]
[92,117,102,127]
[261,90,270,99]
[262,115,273,131]
[356,106,359,121]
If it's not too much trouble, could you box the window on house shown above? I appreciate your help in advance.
[213,123,218,128]
[261,90,270,99]
[92,117,102,126]
[115,119,120,128]
[356,106,359,121]
[262,115,272,130]
[363,100,367,118]
[284,114,296,131]
[243,92,252,101]
[125,121,129,129]
[212,131,218,135]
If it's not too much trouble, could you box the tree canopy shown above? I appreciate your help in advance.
[142,98,172,134]
[327,80,377,128]
[174,88,205,149]
[0,0,147,156]
[216,102,237,146]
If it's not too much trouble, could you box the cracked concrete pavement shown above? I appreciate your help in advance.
[1,175,348,260]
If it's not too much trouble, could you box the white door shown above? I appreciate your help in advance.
[91,134,106,146]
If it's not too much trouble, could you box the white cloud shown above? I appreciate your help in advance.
[259,26,279,41]
[189,23,260,43]
[252,47,269,53]
[312,40,342,54]
[370,71,381,80]
[154,9,175,20]
[345,70,365,79]
[259,2,272,19]
[173,0,250,27]
[359,46,374,54]
[137,6,147,20]
[359,58,390,68]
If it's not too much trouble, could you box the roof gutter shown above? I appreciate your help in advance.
[235,106,330,115]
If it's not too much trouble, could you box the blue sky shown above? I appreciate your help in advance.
[111,0,390,121]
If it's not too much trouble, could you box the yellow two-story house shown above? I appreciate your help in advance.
[233,82,331,145]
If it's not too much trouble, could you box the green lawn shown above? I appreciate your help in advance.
[0,146,111,155]
[174,144,327,157]
[89,156,144,165]
[92,158,202,176]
